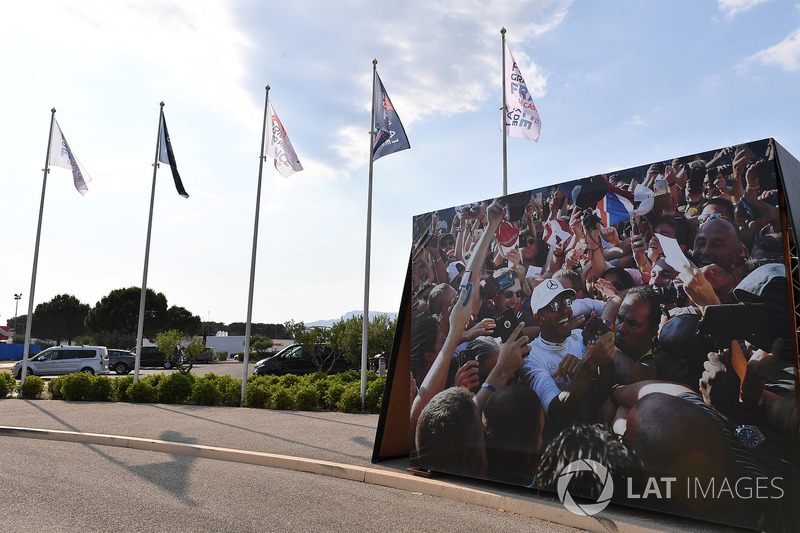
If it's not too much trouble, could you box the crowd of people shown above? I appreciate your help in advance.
[408,139,799,529]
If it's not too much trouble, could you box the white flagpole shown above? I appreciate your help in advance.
[241,85,271,405]
[20,108,57,385]
[134,102,165,382]
[501,27,508,196]
[361,59,378,408]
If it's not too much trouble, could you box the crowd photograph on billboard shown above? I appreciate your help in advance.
[404,138,799,531]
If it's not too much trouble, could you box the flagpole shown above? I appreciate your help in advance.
[241,85,271,405]
[501,27,508,196]
[20,108,57,385]
[360,59,379,408]
[134,102,165,382]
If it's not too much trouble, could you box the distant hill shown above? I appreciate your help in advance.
[306,310,398,329]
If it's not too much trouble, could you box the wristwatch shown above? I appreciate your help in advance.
[735,425,766,448]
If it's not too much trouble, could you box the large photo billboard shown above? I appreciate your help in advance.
[404,138,800,531]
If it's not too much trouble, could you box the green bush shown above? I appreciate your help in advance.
[324,382,346,410]
[336,370,360,383]
[244,381,271,408]
[0,372,16,398]
[190,377,222,406]
[216,351,228,361]
[337,384,362,413]
[270,385,293,410]
[62,372,93,401]
[215,375,241,407]
[365,376,386,413]
[158,372,194,404]
[112,375,135,402]
[127,380,157,403]
[89,376,113,401]
[47,375,65,400]
[294,386,320,411]
[143,374,163,389]
[19,375,46,399]
[280,374,301,388]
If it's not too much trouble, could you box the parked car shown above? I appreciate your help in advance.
[12,346,110,379]
[253,343,355,376]
[130,346,176,369]
[107,349,136,375]
[193,348,215,364]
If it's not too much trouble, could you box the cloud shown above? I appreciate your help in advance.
[745,27,800,71]
[717,0,771,18]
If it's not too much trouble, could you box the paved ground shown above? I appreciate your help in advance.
[0,362,750,532]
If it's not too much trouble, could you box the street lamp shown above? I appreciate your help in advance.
[13,294,21,337]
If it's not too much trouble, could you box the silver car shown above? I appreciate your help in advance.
[12,346,110,379]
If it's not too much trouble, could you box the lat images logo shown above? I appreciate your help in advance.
[557,459,614,516]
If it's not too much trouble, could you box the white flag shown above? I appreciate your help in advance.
[265,102,303,178]
[49,120,91,195]
[504,43,541,142]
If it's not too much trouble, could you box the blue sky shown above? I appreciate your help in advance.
[2,0,799,326]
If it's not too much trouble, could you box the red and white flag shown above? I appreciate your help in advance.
[504,42,541,142]
[265,102,303,178]
[49,120,91,195]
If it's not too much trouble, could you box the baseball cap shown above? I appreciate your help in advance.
[446,261,466,283]
[530,279,576,314]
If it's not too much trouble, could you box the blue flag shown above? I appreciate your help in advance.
[158,114,189,198]
[372,72,410,161]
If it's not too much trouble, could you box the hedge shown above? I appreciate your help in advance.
[8,370,386,413]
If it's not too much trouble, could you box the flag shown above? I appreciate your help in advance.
[158,114,189,198]
[598,193,634,227]
[265,102,303,178]
[543,219,571,247]
[373,72,410,161]
[504,42,541,142]
[49,120,91,195]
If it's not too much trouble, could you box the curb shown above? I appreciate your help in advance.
[0,425,695,533]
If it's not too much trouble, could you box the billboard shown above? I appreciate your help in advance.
[375,138,800,532]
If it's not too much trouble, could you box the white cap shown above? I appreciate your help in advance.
[530,279,576,314]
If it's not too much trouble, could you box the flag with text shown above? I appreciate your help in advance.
[373,72,410,161]
[504,42,541,142]
[265,102,303,178]
[49,120,91,195]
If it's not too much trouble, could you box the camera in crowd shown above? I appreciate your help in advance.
[655,283,688,306]
[685,160,706,194]
[571,176,608,231]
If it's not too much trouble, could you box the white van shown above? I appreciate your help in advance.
[12,346,110,379]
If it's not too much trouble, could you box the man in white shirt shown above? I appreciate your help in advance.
[521,279,616,431]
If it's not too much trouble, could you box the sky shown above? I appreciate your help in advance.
[2,0,799,327]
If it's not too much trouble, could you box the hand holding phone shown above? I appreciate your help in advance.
[457,271,473,307]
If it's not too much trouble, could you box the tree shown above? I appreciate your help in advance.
[328,314,396,366]
[85,287,169,340]
[250,334,274,354]
[154,329,203,375]
[167,305,201,335]
[32,294,90,344]
[6,314,27,337]
[228,322,287,338]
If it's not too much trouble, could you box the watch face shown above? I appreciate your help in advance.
[737,426,761,448]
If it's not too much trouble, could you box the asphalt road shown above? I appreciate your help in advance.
[1,437,578,533]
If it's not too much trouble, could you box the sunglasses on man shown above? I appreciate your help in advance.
[501,289,524,299]
[543,297,573,313]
